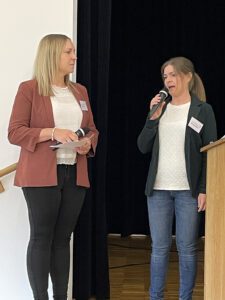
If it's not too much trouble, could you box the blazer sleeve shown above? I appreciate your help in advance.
[77,84,99,157]
[199,103,217,193]
[8,82,42,152]
[137,115,159,154]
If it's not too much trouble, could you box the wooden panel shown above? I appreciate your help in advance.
[204,143,225,300]
[200,137,225,153]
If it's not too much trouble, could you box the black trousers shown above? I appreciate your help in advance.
[22,165,86,300]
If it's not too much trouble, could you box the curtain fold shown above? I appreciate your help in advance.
[73,0,225,297]
[73,0,111,299]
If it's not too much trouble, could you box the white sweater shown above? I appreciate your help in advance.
[154,102,191,190]
[51,86,82,165]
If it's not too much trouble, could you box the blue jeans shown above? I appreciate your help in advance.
[147,190,199,300]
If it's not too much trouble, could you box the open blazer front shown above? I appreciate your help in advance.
[8,79,99,188]
[137,94,217,198]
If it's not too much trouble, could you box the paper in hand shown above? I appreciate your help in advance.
[49,139,87,149]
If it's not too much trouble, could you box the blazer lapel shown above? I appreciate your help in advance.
[42,95,55,127]
[187,95,203,123]
[70,84,83,102]
[70,84,89,127]
[185,95,203,149]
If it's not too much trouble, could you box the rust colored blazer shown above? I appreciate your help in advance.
[8,79,99,188]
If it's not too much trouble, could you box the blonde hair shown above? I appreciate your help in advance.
[33,34,72,96]
[161,56,206,101]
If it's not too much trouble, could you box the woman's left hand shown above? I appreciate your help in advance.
[197,193,206,212]
[76,137,92,155]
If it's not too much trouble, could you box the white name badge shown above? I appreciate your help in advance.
[188,117,203,133]
[79,100,88,111]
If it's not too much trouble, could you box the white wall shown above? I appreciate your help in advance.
[0,1,76,299]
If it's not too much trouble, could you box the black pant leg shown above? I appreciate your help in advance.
[23,186,61,300]
[50,165,86,299]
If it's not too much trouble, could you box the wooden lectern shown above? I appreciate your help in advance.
[200,138,225,300]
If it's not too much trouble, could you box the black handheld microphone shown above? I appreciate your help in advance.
[75,127,90,138]
[52,127,90,150]
[148,88,169,119]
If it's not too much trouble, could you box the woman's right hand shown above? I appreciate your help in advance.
[149,94,166,120]
[53,128,78,144]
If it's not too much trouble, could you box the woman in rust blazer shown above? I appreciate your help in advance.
[8,34,98,300]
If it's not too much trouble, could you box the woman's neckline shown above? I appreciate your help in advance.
[52,85,69,90]
[170,99,191,106]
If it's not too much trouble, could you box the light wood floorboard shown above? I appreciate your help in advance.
[108,234,204,300]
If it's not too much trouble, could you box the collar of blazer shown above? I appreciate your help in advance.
[187,93,204,123]
[160,93,204,122]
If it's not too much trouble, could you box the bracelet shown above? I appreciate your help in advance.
[51,127,56,141]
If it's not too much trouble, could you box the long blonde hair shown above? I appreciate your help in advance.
[33,34,72,96]
[161,56,206,101]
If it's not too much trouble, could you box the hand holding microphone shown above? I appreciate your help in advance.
[149,88,169,120]
[52,127,90,151]
[52,128,78,144]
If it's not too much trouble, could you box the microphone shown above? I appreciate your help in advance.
[149,88,169,119]
[52,127,90,150]
[75,127,90,138]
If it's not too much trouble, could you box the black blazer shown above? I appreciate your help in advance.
[137,95,217,198]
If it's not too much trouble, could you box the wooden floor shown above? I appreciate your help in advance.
[108,234,204,300]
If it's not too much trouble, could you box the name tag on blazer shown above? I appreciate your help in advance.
[188,117,203,133]
[79,100,88,111]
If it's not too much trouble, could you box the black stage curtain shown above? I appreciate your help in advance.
[106,0,225,236]
[73,0,225,298]
[73,1,111,299]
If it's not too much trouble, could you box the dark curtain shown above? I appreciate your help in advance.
[73,0,225,298]
[73,0,111,300]
[106,0,225,236]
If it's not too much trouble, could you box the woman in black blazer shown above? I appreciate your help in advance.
[137,57,217,300]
